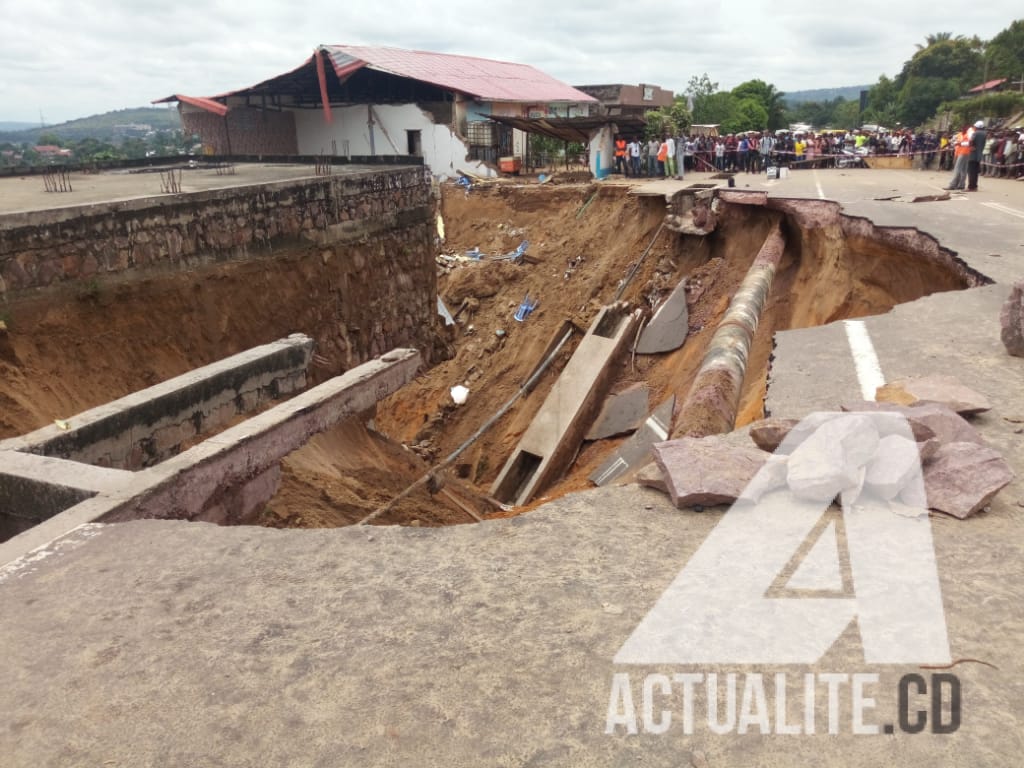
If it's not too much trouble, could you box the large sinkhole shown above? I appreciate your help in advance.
[0,183,988,539]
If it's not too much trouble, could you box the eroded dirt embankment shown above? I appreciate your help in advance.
[0,181,981,527]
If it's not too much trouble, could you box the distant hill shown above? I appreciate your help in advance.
[783,85,872,105]
[0,121,36,132]
[0,107,182,144]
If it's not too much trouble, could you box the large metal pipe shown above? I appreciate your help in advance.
[676,223,786,437]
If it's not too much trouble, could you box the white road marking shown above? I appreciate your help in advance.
[594,457,628,486]
[981,202,1024,220]
[843,320,886,401]
[648,417,668,441]
[813,170,825,199]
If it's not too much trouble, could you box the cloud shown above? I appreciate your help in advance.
[1,0,1020,122]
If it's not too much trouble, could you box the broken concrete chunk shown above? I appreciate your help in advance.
[786,415,880,502]
[652,435,769,508]
[585,383,650,440]
[636,279,690,354]
[589,396,675,487]
[923,442,1015,519]
[876,374,992,416]
[635,462,668,494]
[748,417,799,452]
[1001,281,1024,357]
[841,400,983,446]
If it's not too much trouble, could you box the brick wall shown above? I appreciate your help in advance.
[182,107,299,155]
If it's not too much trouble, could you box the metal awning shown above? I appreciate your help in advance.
[486,115,645,143]
[153,94,229,116]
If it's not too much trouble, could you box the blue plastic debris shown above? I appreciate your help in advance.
[465,247,482,260]
[457,176,473,192]
[495,240,529,263]
[514,293,539,322]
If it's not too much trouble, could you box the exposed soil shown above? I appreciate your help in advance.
[0,180,975,528]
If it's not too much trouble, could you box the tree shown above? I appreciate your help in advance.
[37,132,63,147]
[731,79,786,130]
[692,91,737,128]
[863,75,900,127]
[985,19,1024,81]
[644,98,691,138]
[832,99,862,130]
[915,32,956,50]
[897,76,961,127]
[729,98,769,133]
[685,73,718,100]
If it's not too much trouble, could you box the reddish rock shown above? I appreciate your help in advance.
[841,400,983,446]
[876,374,991,416]
[635,462,668,494]
[923,442,1015,519]
[748,417,799,452]
[1001,282,1024,357]
[652,436,769,508]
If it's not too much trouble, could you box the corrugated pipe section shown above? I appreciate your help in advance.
[676,223,786,437]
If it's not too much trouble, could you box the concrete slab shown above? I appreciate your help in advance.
[0,334,314,469]
[0,162,400,216]
[2,479,1023,766]
[491,305,640,505]
[635,277,690,354]
[589,396,675,486]
[584,383,649,440]
[0,348,421,565]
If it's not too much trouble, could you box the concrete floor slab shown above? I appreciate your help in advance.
[0,162,412,216]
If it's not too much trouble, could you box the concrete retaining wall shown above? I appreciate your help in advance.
[0,166,433,299]
[0,335,315,469]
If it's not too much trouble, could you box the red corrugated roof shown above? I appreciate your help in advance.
[969,78,1007,93]
[151,94,229,116]
[320,44,597,104]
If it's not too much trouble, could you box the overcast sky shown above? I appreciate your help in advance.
[1,1,1020,124]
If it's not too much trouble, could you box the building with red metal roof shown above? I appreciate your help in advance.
[158,44,598,178]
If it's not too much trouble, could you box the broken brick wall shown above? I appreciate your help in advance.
[182,107,299,156]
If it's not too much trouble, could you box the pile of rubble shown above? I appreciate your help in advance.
[641,375,1015,520]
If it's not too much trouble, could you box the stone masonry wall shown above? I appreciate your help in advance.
[0,166,440,367]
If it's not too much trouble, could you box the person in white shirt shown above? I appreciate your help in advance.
[664,136,676,178]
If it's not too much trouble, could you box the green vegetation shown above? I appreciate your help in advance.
[0,107,182,144]
[643,97,692,138]
[715,17,1024,132]
[941,92,1024,128]
[0,107,191,168]
[679,74,786,134]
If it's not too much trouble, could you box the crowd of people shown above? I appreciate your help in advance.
[612,125,1024,179]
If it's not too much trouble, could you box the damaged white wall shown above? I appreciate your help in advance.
[293,104,496,180]
[590,125,615,179]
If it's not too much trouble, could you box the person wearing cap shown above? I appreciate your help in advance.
[967,120,986,191]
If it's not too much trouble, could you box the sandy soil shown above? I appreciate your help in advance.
[0,179,973,527]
